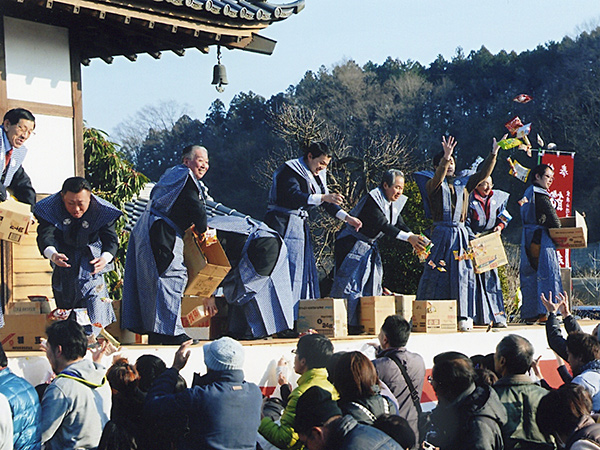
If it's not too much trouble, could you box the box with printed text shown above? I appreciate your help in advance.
[0,198,31,244]
[412,300,457,333]
[298,298,347,338]
[549,211,588,249]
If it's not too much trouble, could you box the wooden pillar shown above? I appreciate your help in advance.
[0,16,13,310]
[70,34,84,177]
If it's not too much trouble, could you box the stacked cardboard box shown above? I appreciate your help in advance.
[298,298,348,338]
[412,300,457,333]
[0,296,57,350]
[394,294,415,322]
[360,296,396,335]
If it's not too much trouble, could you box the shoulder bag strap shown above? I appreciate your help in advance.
[388,354,422,415]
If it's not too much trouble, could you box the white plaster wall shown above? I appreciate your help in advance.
[22,115,75,194]
[4,17,72,106]
[8,322,598,393]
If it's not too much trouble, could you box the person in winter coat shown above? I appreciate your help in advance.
[332,351,396,424]
[295,386,402,450]
[41,319,112,449]
[0,342,41,450]
[259,333,337,450]
[537,383,600,450]
[426,351,507,450]
[145,337,261,450]
[492,334,555,450]
[372,315,425,441]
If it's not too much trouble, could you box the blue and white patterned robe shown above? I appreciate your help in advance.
[330,188,407,326]
[208,214,294,337]
[34,193,122,329]
[265,158,341,318]
[414,171,475,319]
[520,185,563,319]
[466,189,510,325]
[122,165,203,336]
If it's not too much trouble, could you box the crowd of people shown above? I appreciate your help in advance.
[3,309,600,449]
[0,105,578,450]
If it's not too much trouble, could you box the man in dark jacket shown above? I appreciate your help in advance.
[427,351,507,450]
[295,386,402,450]
[0,342,41,450]
[493,334,555,450]
[372,315,425,441]
[145,336,262,450]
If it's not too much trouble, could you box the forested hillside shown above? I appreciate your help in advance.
[119,27,600,291]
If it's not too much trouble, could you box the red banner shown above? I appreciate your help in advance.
[540,151,575,267]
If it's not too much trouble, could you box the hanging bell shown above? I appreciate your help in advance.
[212,63,228,87]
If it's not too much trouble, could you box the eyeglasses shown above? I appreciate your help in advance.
[15,124,35,137]
[427,375,439,385]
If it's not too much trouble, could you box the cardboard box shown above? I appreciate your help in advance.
[394,294,415,322]
[470,231,508,274]
[183,228,231,297]
[0,198,32,244]
[549,211,588,249]
[298,298,348,338]
[0,314,48,350]
[28,296,57,314]
[7,301,40,315]
[360,296,396,335]
[181,296,211,330]
[412,300,457,333]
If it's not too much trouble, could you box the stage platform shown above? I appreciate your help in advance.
[6,320,598,406]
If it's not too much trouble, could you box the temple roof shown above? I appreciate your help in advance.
[0,0,305,62]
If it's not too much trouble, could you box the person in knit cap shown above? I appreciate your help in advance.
[145,337,262,450]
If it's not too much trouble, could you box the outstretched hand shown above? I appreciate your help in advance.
[441,136,457,160]
[173,340,193,371]
[51,252,71,268]
[89,256,108,275]
[556,291,571,317]
[540,292,559,314]
[323,193,344,205]
[346,215,362,232]
[492,134,508,155]
[408,234,428,253]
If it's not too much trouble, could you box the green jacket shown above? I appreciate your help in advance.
[493,374,555,450]
[258,367,337,449]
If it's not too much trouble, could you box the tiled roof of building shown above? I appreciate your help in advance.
[0,0,305,60]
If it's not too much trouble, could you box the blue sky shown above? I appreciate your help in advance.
[81,0,600,136]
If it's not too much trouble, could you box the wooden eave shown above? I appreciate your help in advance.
[0,0,304,60]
